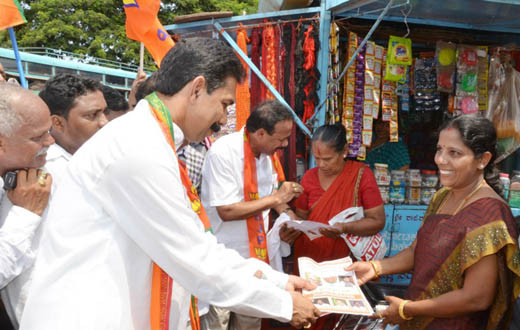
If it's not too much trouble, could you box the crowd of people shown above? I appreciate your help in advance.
[0,36,519,330]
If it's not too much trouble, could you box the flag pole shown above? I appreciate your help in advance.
[139,42,144,72]
[8,27,27,88]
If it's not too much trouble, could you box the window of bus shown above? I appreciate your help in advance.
[28,62,52,76]
[79,70,103,82]
[105,74,125,87]
[0,58,19,73]
[55,67,78,75]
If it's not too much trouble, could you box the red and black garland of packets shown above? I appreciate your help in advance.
[246,20,320,181]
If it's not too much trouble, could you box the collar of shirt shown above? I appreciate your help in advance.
[46,143,73,163]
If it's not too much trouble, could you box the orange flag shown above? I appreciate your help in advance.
[123,0,175,67]
[0,0,26,31]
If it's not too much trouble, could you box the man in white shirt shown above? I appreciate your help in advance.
[19,37,319,330]
[200,100,304,330]
[42,73,108,172]
[40,73,108,183]
[0,84,53,306]
[0,74,109,328]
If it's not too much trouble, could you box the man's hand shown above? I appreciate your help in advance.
[289,291,321,328]
[285,275,316,292]
[280,223,302,244]
[273,181,303,206]
[7,169,52,216]
[128,68,147,109]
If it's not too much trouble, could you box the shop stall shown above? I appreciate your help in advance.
[165,0,520,285]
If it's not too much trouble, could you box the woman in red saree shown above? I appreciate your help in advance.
[277,124,385,330]
[349,116,520,329]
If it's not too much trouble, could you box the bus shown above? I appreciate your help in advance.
[0,47,140,95]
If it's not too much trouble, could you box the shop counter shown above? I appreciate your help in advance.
[379,204,520,284]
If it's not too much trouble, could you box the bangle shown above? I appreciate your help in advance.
[399,300,413,320]
[369,260,381,279]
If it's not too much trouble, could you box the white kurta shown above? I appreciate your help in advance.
[201,128,278,258]
[19,100,292,330]
[0,186,41,291]
[1,143,72,328]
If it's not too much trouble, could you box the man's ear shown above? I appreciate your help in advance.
[189,76,206,101]
[51,115,66,133]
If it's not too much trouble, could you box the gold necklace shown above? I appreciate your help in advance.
[437,180,486,215]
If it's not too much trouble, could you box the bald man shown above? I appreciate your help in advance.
[0,84,53,289]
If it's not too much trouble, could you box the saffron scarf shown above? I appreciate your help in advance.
[243,129,286,262]
[146,92,212,330]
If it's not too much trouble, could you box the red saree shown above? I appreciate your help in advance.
[286,161,380,330]
[404,189,520,330]
[293,161,381,271]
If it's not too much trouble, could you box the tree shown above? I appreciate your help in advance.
[0,0,258,69]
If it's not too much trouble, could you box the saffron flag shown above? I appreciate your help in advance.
[0,0,26,31]
[123,0,175,67]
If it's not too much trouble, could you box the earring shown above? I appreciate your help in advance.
[479,165,484,170]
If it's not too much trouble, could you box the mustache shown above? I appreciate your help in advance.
[35,146,49,158]
[210,123,221,133]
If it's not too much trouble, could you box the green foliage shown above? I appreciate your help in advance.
[0,0,258,69]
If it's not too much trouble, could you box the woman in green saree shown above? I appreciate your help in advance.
[348,116,520,329]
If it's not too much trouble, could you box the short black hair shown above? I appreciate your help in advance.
[246,100,293,135]
[39,73,103,118]
[135,72,158,103]
[101,85,129,113]
[312,124,347,153]
[155,37,245,96]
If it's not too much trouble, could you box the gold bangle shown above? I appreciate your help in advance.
[399,300,413,320]
[369,260,381,279]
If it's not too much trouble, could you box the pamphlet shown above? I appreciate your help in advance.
[298,256,374,316]
[285,220,333,240]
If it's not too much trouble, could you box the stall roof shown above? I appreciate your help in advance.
[164,7,320,36]
[331,0,520,34]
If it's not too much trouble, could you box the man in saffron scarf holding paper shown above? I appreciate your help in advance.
[200,100,303,330]
[18,38,320,330]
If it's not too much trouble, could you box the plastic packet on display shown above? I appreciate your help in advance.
[384,63,406,82]
[387,35,412,66]
[435,41,457,93]
[362,130,372,147]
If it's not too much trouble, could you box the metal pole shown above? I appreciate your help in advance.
[8,27,28,89]
[213,21,312,138]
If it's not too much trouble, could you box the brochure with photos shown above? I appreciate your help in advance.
[298,256,374,316]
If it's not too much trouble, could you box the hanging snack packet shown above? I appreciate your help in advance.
[454,45,480,115]
[435,41,457,93]
[387,35,412,66]
[477,46,489,111]
[384,62,406,82]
